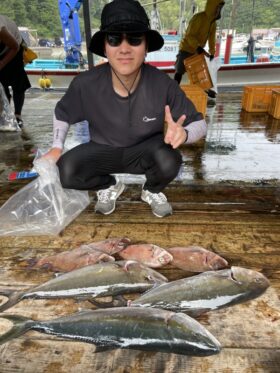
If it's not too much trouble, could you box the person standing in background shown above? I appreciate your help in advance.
[0,14,31,127]
[246,35,255,63]
[174,0,225,97]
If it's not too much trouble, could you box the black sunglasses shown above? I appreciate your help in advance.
[106,33,145,47]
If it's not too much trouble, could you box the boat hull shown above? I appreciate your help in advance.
[26,62,280,89]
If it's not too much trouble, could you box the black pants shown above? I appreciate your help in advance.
[0,46,31,116]
[174,50,193,84]
[57,133,182,193]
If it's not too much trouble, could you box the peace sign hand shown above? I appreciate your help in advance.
[164,105,187,149]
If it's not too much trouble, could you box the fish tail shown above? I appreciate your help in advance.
[0,290,24,312]
[0,314,34,345]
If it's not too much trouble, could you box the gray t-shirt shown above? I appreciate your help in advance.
[55,63,203,147]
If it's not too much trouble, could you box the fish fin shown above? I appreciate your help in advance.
[85,298,101,308]
[87,295,127,308]
[140,282,164,295]
[0,290,24,312]
[0,314,34,345]
[111,295,127,307]
[113,260,134,271]
[123,260,139,271]
[87,298,115,309]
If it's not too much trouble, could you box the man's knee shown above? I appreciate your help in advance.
[57,158,76,188]
[154,147,182,180]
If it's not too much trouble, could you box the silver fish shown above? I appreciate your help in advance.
[0,261,167,312]
[130,267,270,316]
[0,307,221,356]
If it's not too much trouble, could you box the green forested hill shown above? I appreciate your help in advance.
[0,0,280,39]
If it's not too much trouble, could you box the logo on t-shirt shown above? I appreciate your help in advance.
[143,116,156,122]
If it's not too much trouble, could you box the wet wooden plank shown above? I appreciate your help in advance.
[0,343,279,373]
[0,343,280,373]
[0,204,279,244]
[1,183,279,212]
[1,217,279,253]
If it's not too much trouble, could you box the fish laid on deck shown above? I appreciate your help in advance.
[28,240,227,273]
[130,267,270,316]
[118,244,173,268]
[166,246,228,272]
[29,245,115,272]
[0,261,167,312]
[0,307,221,356]
[28,237,132,272]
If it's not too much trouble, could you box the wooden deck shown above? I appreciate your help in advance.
[0,89,279,372]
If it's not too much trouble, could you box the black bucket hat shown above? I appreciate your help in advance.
[89,0,164,57]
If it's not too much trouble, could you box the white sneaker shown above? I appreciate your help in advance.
[95,178,125,215]
[141,189,172,218]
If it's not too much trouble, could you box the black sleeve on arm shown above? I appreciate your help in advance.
[54,76,84,125]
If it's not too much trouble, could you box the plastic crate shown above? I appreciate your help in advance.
[242,85,280,112]
[268,90,280,119]
[180,84,207,117]
[183,54,213,90]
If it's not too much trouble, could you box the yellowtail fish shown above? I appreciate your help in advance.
[0,261,167,312]
[0,307,221,356]
[130,267,269,316]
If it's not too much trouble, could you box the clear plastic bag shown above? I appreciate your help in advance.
[205,57,221,94]
[0,157,90,236]
[0,82,21,132]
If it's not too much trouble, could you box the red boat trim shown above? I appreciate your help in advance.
[219,62,280,71]
[27,70,80,76]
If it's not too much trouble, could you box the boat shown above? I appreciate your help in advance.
[21,5,280,90]
[25,60,280,89]
[19,26,54,59]
[25,34,280,89]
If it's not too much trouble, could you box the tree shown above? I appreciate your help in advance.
[1,0,279,39]
[13,0,28,27]
[0,0,16,19]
